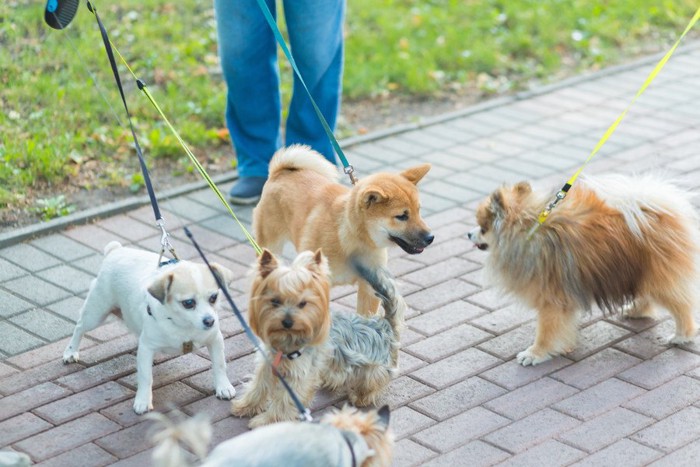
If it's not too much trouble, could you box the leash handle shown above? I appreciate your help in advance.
[184,227,312,423]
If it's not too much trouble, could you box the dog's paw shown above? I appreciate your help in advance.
[667,334,694,346]
[215,383,236,400]
[62,351,79,364]
[248,412,278,429]
[231,399,259,418]
[516,347,552,366]
[133,398,153,415]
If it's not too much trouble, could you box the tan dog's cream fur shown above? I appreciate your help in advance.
[253,145,433,315]
[63,241,236,413]
[469,174,699,366]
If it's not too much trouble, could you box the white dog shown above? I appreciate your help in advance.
[63,241,236,414]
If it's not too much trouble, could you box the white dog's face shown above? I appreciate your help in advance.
[147,262,232,331]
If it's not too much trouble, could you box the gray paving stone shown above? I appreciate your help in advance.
[0,321,45,355]
[485,377,578,420]
[567,320,631,361]
[571,439,663,467]
[379,375,434,408]
[410,377,506,421]
[0,257,26,281]
[631,406,700,453]
[411,347,501,389]
[649,438,700,467]
[477,322,537,360]
[46,295,86,323]
[412,407,509,453]
[479,358,574,391]
[33,381,134,425]
[0,244,62,272]
[392,438,438,467]
[617,348,700,390]
[35,443,118,467]
[407,301,488,336]
[551,348,642,390]
[0,412,53,447]
[471,303,535,335]
[422,440,510,467]
[62,224,129,253]
[558,408,653,452]
[390,406,436,440]
[613,319,677,360]
[31,234,96,261]
[553,378,646,421]
[401,257,478,289]
[498,440,586,467]
[2,275,71,307]
[623,376,700,420]
[35,264,94,294]
[404,324,492,363]
[0,289,33,318]
[9,309,74,341]
[484,409,579,454]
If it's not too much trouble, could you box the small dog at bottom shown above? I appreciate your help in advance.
[63,241,236,413]
[231,249,404,427]
[468,174,699,366]
[149,405,393,467]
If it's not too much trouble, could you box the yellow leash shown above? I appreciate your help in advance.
[531,6,700,235]
[106,41,263,255]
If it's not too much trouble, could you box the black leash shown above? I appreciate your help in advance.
[85,1,177,262]
[184,227,313,423]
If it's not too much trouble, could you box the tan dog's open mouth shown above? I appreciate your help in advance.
[389,235,428,254]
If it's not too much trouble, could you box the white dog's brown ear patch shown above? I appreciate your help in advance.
[148,273,174,304]
[400,163,431,185]
[259,249,278,278]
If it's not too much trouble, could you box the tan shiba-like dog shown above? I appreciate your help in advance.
[63,241,236,413]
[253,144,433,315]
[468,174,699,366]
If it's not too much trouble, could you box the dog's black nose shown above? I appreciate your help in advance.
[424,233,435,245]
[282,317,294,329]
[202,316,215,328]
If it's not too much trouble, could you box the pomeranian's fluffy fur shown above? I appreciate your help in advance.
[469,174,699,366]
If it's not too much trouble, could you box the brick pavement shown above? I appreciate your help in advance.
[1,44,700,466]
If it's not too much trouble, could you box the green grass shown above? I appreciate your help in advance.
[1,0,698,215]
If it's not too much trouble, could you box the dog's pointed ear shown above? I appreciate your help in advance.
[148,273,174,304]
[209,263,234,288]
[490,189,507,218]
[308,249,330,276]
[377,405,391,431]
[258,249,278,278]
[400,163,431,185]
[362,187,388,208]
[514,181,532,197]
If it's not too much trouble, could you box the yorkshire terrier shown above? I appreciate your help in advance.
[150,405,394,467]
[231,249,404,428]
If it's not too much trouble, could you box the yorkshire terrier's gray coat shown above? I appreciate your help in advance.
[231,249,404,428]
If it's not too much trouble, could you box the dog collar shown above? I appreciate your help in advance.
[182,341,194,354]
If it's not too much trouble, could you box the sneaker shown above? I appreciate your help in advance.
[228,176,267,205]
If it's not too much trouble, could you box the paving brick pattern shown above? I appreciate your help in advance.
[1,45,700,465]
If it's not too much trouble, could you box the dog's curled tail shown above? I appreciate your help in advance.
[351,258,406,334]
[148,412,211,467]
[269,144,339,182]
[103,241,122,256]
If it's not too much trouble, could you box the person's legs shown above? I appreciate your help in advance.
[215,0,280,202]
[283,0,345,165]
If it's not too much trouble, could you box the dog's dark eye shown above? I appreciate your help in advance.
[481,227,487,235]
[271,298,282,307]
[298,300,307,309]
[395,211,409,221]
[181,299,196,309]
[208,293,218,304]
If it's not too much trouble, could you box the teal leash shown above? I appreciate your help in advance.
[253,0,357,185]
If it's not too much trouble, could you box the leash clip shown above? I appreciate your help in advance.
[156,218,178,264]
[343,165,358,185]
[298,408,313,423]
[529,189,567,239]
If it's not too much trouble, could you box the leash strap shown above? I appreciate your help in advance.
[86,1,177,259]
[184,227,312,422]
[253,0,358,185]
[532,5,700,234]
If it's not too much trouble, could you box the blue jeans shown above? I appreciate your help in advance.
[214,0,345,178]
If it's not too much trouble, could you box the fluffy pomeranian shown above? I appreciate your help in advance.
[468,174,699,366]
